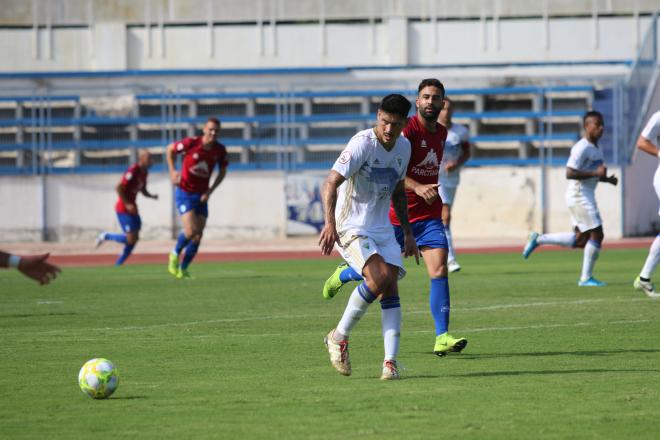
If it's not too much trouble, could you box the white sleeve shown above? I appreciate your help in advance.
[640,111,660,143]
[460,125,470,143]
[566,144,584,170]
[332,136,369,179]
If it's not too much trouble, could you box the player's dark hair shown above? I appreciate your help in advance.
[583,110,603,125]
[379,94,412,119]
[417,78,445,97]
[207,117,221,126]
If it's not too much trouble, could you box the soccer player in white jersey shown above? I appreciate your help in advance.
[522,111,618,286]
[438,97,471,272]
[318,94,419,380]
[633,110,660,298]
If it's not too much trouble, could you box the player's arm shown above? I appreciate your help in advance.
[318,170,345,256]
[392,180,419,264]
[566,166,617,185]
[201,166,227,203]
[0,251,61,285]
[405,176,439,206]
[165,142,181,185]
[637,135,659,157]
[140,186,158,200]
[116,181,137,214]
[457,141,471,166]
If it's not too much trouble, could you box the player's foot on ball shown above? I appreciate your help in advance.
[168,252,179,276]
[578,277,607,287]
[176,267,192,280]
[380,360,401,380]
[94,232,106,249]
[323,262,348,299]
[447,259,461,273]
[522,232,539,259]
[324,329,351,376]
[633,276,660,298]
[433,332,468,357]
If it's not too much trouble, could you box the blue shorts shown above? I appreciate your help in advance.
[116,213,142,233]
[393,218,448,251]
[175,187,208,217]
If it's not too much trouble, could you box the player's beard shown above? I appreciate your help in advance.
[420,106,440,122]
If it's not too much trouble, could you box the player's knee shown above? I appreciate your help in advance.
[127,234,139,245]
[429,265,447,279]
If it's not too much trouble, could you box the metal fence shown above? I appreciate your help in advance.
[621,11,659,163]
[0,80,624,175]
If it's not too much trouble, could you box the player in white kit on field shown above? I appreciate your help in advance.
[318,94,419,380]
[438,97,471,273]
[522,111,618,286]
[633,110,660,298]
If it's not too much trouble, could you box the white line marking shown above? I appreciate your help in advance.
[37,300,64,305]
[2,297,655,338]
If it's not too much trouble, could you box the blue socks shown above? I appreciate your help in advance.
[115,244,135,266]
[181,241,200,269]
[430,277,450,336]
[340,265,363,283]
[174,232,190,256]
[105,233,127,244]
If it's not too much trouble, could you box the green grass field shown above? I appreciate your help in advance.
[1,249,660,439]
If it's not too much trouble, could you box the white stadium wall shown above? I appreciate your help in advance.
[0,167,623,243]
[1,15,657,72]
[0,171,287,242]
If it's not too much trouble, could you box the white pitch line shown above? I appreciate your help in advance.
[37,300,64,305]
[1,297,655,338]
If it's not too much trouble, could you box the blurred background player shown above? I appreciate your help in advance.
[438,97,471,272]
[323,79,468,357]
[96,149,158,265]
[166,117,228,280]
[319,94,418,380]
[0,250,60,285]
[523,111,618,286]
[633,110,660,298]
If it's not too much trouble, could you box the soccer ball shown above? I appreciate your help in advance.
[78,358,119,399]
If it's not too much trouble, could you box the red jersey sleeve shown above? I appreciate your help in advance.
[174,137,196,155]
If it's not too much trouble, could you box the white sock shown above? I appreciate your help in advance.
[380,296,401,361]
[444,223,456,262]
[581,240,601,281]
[538,232,576,247]
[336,283,375,338]
[640,234,660,279]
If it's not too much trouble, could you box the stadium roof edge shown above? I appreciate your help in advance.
[0,60,633,80]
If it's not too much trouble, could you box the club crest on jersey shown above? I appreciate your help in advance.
[189,161,210,177]
[338,150,351,164]
[193,153,199,160]
[420,139,428,148]
[411,150,439,177]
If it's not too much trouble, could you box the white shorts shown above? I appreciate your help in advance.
[336,231,406,280]
[439,185,457,206]
[654,166,660,215]
[567,197,602,232]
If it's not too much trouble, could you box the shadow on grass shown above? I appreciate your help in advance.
[449,368,660,378]
[109,395,148,400]
[444,348,660,359]
[0,312,78,319]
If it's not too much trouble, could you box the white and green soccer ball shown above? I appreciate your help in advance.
[78,358,119,399]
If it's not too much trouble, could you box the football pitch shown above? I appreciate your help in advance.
[1,249,660,439]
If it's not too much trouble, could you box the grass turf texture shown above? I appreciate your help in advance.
[1,249,660,439]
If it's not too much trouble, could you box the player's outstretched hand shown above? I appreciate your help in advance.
[200,192,210,203]
[18,253,61,285]
[607,174,618,186]
[415,183,440,206]
[170,171,181,185]
[318,224,339,256]
[444,161,458,172]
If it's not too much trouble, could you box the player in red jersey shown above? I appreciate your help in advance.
[322,79,467,356]
[96,150,158,265]
[166,117,229,279]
